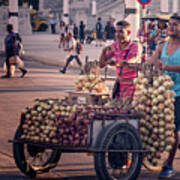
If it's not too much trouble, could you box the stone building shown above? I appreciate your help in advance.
[69,0,125,30]
[0,5,32,36]
[1,0,180,36]
[146,0,180,16]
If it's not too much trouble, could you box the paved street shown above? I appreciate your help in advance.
[0,33,180,179]
[21,33,104,68]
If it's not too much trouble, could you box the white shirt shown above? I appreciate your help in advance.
[69,37,77,55]
[59,26,65,34]
[67,24,74,33]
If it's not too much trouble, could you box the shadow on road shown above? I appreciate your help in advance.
[0,172,97,180]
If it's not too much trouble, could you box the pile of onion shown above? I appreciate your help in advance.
[75,74,109,94]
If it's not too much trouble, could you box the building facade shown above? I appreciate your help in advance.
[1,0,180,36]
[147,0,180,15]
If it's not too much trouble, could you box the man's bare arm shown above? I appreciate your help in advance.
[64,46,74,52]
[161,64,180,72]
[99,46,114,68]
[147,43,180,72]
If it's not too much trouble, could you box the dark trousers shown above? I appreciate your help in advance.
[5,56,11,76]
[51,24,56,34]
[63,55,82,72]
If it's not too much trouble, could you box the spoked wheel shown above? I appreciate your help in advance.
[13,127,61,177]
[94,123,143,180]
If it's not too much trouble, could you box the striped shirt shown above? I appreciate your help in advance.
[107,41,140,98]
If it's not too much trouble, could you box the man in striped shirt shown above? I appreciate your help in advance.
[99,20,142,98]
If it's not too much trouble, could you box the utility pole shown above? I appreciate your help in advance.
[172,0,178,13]
[39,0,44,12]
[9,0,19,33]
[92,0,96,16]
[160,0,169,13]
[63,0,69,24]
[125,0,140,41]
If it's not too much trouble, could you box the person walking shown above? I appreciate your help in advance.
[49,18,56,34]
[59,32,83,74]
[79,21,85,44]
[146,22,157,56]
[95,17,104,47]
[155,19,169,46]
[104,17,115,42]
[58,21,66,48]
[65,21,74,49]
[73,23,79,40]
[148,14,180,179]
[2,24,27,78]
[99,20,142,99]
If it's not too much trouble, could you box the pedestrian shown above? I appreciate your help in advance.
[95,17,103,47]
[79,21,85,44]
[85,31,94,44]
[73,23,79,40]
[49,18,56,34]
[155,19,169,46]
[60,32,84,74]
[65,21,74,48]
[148,13,180,179]
[146,22,157,56]
[67,21,74,34]
[137,19,146,45]
[104,17,115,42]
[58,21,66,48]
[99,20,142,99]
[2,24,27,78]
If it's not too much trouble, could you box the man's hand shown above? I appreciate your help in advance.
[106,59,116,66]
[99,59,115,67]
[116,60,129,67]
[155,60,166,70]
[103,45,115,53]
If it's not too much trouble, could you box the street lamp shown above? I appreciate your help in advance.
[92,0,96,16]
[9,0,19,33]
[63,0,69,24]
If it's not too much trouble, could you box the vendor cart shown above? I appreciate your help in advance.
[9,63,149,180]
[10,110,146,180]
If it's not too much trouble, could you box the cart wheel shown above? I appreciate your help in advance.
[94,123,143,180]
[13,127,61,177]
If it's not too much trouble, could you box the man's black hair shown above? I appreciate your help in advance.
[7,24,13,32]
[170,13,180,21]
[116,20,130,28]
[98,17,101,21]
